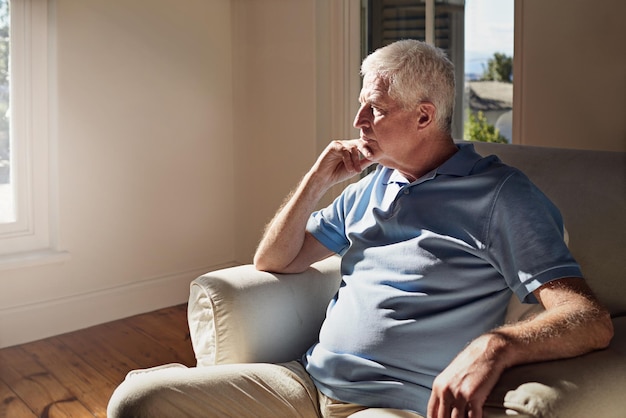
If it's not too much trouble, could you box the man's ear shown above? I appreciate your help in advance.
[416,102,436,129]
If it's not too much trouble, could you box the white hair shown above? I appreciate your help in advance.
[361,39,456,133]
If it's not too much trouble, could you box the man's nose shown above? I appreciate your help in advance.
[353,105,369,129]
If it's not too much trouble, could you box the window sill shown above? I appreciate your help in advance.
[0,249,71,272]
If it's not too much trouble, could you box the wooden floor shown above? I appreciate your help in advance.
[0,304,196,418]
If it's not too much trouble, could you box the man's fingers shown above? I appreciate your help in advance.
[426,395,438,418]
[340,148,358,173]
[467,401,482,418]
[450,402,467,418]
[337,142,367,173]
[357,142,373,160]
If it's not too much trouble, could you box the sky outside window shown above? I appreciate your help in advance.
[465,0,514,78]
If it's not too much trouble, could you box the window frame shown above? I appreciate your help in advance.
[0,0,67,268]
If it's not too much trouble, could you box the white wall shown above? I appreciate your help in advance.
[0,0,236,348]
[231,0,319,263]
[230,0,362,262]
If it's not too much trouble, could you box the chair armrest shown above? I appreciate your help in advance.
[188,254,626,417]
[485,316,626,417]
[188,256,341,366]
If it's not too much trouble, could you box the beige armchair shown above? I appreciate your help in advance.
[188,143,626,417]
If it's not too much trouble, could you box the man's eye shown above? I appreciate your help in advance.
[372,106,384,116]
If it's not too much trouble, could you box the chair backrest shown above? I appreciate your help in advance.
[471,141,626,316]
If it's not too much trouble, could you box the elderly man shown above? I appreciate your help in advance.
[108,40,612,418]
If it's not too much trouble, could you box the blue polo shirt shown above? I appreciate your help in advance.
[303,143,582,415]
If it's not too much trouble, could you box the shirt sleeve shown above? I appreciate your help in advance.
[485,170,583,303]
[306,182,360,256]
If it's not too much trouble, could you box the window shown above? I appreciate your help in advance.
[364,0,466,139]
[0,0,10,224]
[363,0,514,143]
[0,0,66,267]
[464,0,514,143]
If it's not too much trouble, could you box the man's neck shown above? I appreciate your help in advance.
[399,135,458,182]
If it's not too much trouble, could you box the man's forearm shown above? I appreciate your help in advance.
[488,296,613,368]
[428,278,613,417]
[254,139,374,273]
[253,170,330,273]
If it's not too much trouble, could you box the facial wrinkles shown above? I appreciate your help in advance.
[362,77,393,108]
[358,84,400,136]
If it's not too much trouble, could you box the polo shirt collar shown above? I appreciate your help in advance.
[384,143,483,186]
[385,143,483,186]
[435,142,483,177]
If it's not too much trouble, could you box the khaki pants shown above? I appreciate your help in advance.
[107,361,423,418]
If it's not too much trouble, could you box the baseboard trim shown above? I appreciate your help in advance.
[0,261,239,348]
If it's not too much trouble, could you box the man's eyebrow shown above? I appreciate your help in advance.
[359,91,384,105]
